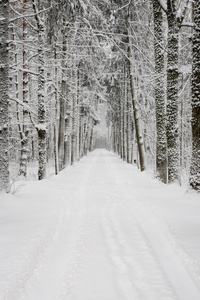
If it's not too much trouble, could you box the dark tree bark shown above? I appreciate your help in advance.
[155,0,189,183]
[53,47,59,175]
[166,0,180,183]
[58,20,67,170]
[152,0,167,183]
[0,0,9,190]
[127,13,145,172]
[190,0,200,190]
[19,0,30,177]
[58,80,66,170]
[32,0,47,180]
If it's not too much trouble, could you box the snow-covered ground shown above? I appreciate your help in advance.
[0,149,200,300]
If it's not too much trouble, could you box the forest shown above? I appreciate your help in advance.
[0,0,200,191]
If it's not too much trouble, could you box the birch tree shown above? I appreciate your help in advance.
[0,0,9,190]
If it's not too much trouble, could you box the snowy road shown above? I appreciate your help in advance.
[1,149,200,300]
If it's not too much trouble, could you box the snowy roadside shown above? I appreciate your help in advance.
[0,149,200,300]
[107,155,200,293]
[0,159,91,300]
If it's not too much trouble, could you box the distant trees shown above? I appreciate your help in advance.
[106,0,153,171]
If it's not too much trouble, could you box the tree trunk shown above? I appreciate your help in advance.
[58,80,66,170]
[152,0,167,183]
[58,23,67,170]
[32,0,47,180]
[126,84,131,163]
[120,94,124,159]
[190,0,200,190]
[127,14,145,171]
[19,0,30,177]
[0,0,9,190]
[76,69,80,160]
[10,15,23,165]
[79,114,84,158]
[166,0,180,183]
[54,47,59,174]
[71,94,77,164]
[89,125,94,152]
[54,124,59,175]
[123,71,127,161]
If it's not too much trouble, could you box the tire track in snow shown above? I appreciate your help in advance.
[101,200,140,300]
[128,200,200,300]
[57,154,97,300]
[152,204,200,291]
[59,216,92,300]
[100,197,177,300]
[105,153,200,300]
[3,154,97,300]
[1,199,66,300]
[4,150,200,300]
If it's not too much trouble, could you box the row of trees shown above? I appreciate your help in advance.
[0,0,104,190]
[106,0,200,190]
[0,0,200,191]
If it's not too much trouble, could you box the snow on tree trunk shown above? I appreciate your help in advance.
[127,15,145,172]
[120,93,124,159]
[89,127,93,152]
[76,70,80,161]
[126,83,131,164]
[54,47,59,175]
[190,0,200,190]
[118,97,122,157]
[0,0,9,190]
[32,0,47,180]
[123,70,127,162]
[54,124,59,175]
[153,0,167,183]
[19,0,29,177]
[10,13,23,166]
[37,31,46,180]
[58,80,66,170]
[166,0,180,183]
[71,93,77,165]
[79,113,84,158]
[58,24,67,171]
[64,111,72,165]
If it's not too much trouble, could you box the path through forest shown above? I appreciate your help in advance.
[0,149,200,300]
